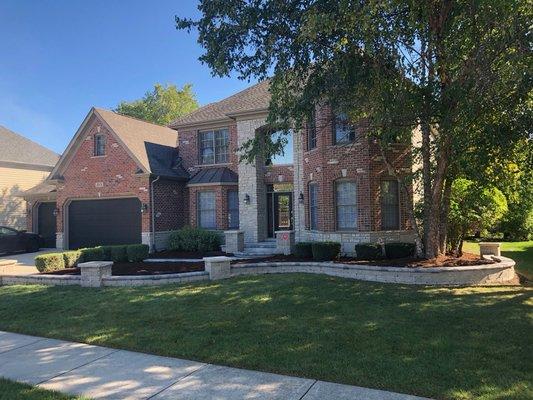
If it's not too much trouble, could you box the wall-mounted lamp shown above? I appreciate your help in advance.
[52,208,60,217]
[244,194,251,205]
[141,203,149,213]
[298,192,304,204]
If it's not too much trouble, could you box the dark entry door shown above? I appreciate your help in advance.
[267,192,293,237]
[38,202,56,248]
[68,198,141,249]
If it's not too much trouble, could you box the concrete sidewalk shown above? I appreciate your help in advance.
[0,249,56,275]
[0,331,430,400]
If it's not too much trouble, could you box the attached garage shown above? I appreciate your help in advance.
[37,202,56,248]
[68,198,141,249]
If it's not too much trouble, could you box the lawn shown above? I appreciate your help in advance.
[463,241,533,280]
[0,275,531,400]
[0,378,83,400]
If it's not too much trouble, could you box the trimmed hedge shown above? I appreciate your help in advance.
[62,250,82,268]
[110,246,128,262]
[80,247,105,262]
[168,227,221,252]
[127,244,149,262]
[35,253,65,273]
[385,242,416,259]
[294,242,313,259]
[354,243,383,260]
[311,241,341,261]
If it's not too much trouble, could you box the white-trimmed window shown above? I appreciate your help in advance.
[308,182,319,230]
[199,129,229,164]
[336,181,357,230]
[381,180,400,230]
[198,191,216,229]
[94,134,106,156]
[227,190,239,229]
[333,112,356,144]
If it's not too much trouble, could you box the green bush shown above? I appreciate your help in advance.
[311,241,341,261]
[100,246,115,260]
[80,247,105,262]
[110,246,128,263]
[354,243,383,260]
[169,226,221,252]
[126,244,149,262]
[294,242,314,258]
[35,253,65,273]
[62,251,82,268]
[385,242,416,259]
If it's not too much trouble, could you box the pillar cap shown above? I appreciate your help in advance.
[203,256,232,262]
[78,261,113,268]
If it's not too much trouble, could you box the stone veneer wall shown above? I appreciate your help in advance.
[292,128,306,242]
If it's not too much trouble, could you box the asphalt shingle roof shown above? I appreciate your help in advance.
[169,80,271,128]
[0,125,59,167]
[188,167,238,185]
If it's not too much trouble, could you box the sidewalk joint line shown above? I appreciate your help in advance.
[146,363,210,400]
[298,379,318,400]
[0,337,47,355]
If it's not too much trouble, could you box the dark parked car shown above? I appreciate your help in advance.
[0,226,41,255]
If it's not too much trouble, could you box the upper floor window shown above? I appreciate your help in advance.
[227,190,239,229]
[199,129,229,165]
[307,111,317,150]
[336,181,357,230]
[197,191,216,229]
[308,182,319,230]
[94,134,106,156]
[333,112,356,145]
[381,180,400,230]
[267,130,293,165]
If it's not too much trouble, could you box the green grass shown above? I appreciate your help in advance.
[0,276,531,400]
[0,378,84,400]
[463,241,533,280]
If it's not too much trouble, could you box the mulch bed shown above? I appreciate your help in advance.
[232,252,493,268]
[43,261,204,276]
[150,250,233,259]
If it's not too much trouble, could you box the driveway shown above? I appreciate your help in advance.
[0,249,56,275]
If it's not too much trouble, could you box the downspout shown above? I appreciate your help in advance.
[150,175,161,252]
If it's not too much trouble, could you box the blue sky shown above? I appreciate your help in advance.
[0,0,257,154]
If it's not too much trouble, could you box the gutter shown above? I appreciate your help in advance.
[150,175,161,252]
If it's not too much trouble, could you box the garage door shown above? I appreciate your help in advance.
[38,202,56,248]
[68,198,141,249]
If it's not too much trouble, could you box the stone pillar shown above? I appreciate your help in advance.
[204,256,231,280]
[0,259,16,275]
[79,261,113,287]
[292,128,306,243]
[479,242,501,257]
[276,230,295,255]
[224,230,244,254]
[55,232,64,250]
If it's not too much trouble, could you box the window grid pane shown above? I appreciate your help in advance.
[199,129,229,165]
[334,113,356,144]
[309,183,318,230]
[94,135,106,156]
[307,112,316,150]
[336,182,357,229]
[227,190,239,229]
[381,180,400,230]
[198,192,216,229]
[215,129,229,163]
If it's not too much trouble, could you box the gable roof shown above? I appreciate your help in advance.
[51,108,183,179]
[188,167,238,186]
[0,125,59,168]
[169,80,271,128]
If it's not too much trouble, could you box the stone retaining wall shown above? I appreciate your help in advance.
[0,274,80,286]
[102,271,209,287]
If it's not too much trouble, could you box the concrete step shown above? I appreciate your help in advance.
[245,242,276,249]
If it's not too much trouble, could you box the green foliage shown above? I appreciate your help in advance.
[294,242,313,259]
[384,243,416,259]
[354,243,383,260]
[62,251,82,268]
[168,227,221,252]
[80,247,105,262]
[126,244,149,262]
[311,241,341,261]
[35,253,65,273]
[447,179,508,253]
[110,246,129,263]
[115,83,199,125]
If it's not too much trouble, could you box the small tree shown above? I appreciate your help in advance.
[115,83,199,125]
[447,179,507,256]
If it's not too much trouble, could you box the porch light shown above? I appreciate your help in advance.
[52,208,60,217]
[298,192,304,204]
[244,194,251,205]
[141,203,148,213]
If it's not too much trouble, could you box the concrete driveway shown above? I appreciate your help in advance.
[0,249,56,275]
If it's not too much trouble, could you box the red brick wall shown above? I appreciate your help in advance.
[188,184,238,230]
[264,165,294,184]
[153,179,188,232]
[55,114,151,237]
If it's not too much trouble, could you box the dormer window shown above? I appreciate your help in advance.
[94,134,106,156]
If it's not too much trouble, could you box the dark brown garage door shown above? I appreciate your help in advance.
[68,198,141,249]
[38,202,56,248]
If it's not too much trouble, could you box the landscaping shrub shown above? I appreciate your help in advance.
[110,245,128,263]
[100,246,115,260]
[62,250,82,268]
[311,241,341,261]
[80,247,105,262]
[294,242,313,258]
[169,226,221,252]
[35,253,65,273]
[127,244,149,262]
[385,242,416,259]
[354,243,383,260]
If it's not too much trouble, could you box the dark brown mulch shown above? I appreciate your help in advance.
[232,252,493,268]
[43,261,204,276]
[150,250,233,259]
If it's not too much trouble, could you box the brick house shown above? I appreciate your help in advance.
[24,81,415,253]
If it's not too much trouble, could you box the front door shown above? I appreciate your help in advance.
[267,192,293,237]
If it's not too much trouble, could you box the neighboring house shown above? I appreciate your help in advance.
[25,81,415,253]
[0,125,59,237]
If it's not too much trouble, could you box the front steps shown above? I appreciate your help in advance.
[234,239,280,257]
